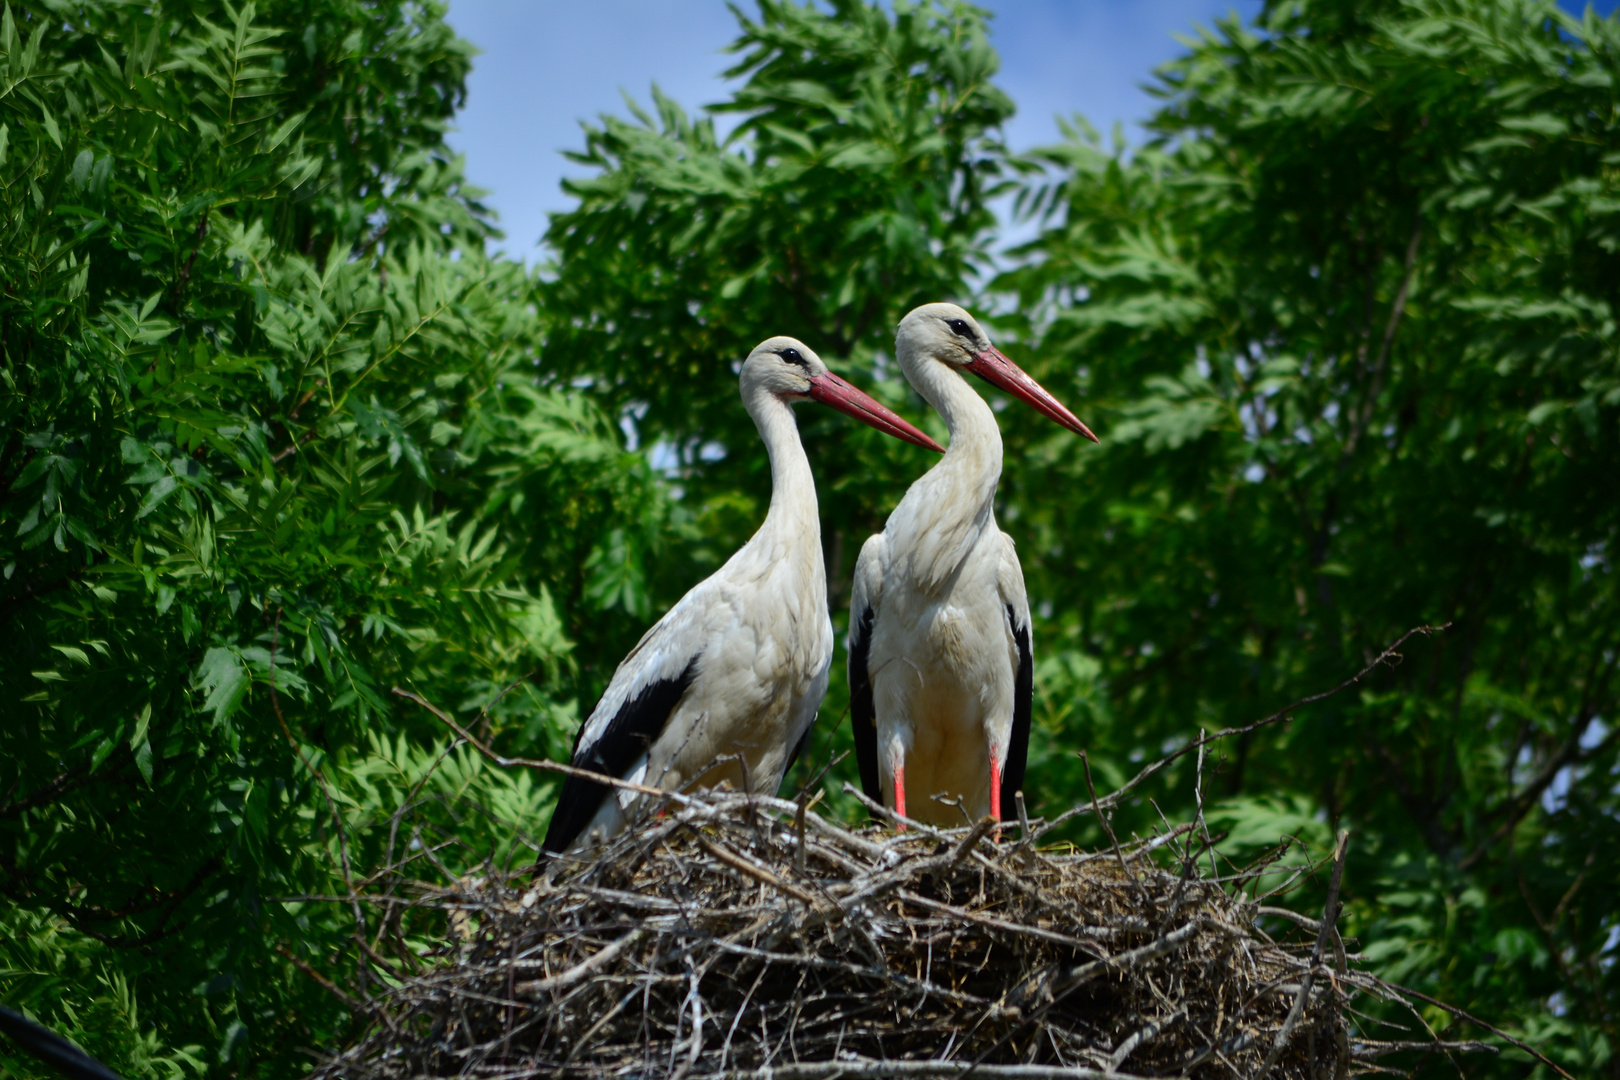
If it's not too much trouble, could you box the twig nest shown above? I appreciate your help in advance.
[312,790,1464,1080]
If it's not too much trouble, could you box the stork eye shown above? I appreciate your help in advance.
[778,348,808,368]
[947,319,974,339]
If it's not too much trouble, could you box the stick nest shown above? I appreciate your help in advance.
[313,786,1482,1080]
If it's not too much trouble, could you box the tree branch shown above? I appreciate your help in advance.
[1459,714,1617,871]
[1343,211,1421,460]
[1035,624,1450,837]
[1257,829,1349,1078]
[0,763,94,819]
[275,943,362,1011]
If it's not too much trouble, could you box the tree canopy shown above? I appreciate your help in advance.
[2,1,1616,1078]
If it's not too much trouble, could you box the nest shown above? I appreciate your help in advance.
[311,785,1491,1080]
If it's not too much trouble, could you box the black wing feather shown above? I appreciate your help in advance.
[849,605,883,812]
[1001,604,1033,822]
[540,656,699,856]
[784,721,813,777]
[1,1004,128,1080]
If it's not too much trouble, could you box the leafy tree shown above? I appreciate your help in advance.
[0,0,657,1074]
[5,0,1618,1077]
[540,0,1620,1073]
[998,1,1620,1074]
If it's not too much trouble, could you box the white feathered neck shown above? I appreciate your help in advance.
[884,345,1002,593]
[729,381,822,578]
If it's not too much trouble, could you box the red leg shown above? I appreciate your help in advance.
[892,763,907,831]
[989,758,1003,824]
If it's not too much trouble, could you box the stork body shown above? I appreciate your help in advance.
[542,339,941,855]
[849,304,1095,826]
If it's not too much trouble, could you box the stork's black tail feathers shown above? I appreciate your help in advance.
[0,1005,128,1080]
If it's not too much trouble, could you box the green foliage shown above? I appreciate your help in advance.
[995,1,1620,1073]
[0,0,655,1074]
[545,0,1010,427]
[540,0,1620,1072]
[5,0,1618,1077]
[539,0,1013,701]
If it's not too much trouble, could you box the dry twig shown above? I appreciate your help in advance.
[310,791,1477,1080]
[305,627,1511,1080]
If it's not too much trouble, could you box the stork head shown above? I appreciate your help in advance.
[895,302,1098,442]
[742,336,943,452]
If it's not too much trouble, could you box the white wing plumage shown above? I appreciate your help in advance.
[848,533,886,658]
[996,531,1032,649]
[574,580,725,756]
[542,578,735,855]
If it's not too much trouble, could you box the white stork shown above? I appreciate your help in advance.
[541,337,942,854]
[848,303,1097,827]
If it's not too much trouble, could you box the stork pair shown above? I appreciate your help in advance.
[541,303,1096,855]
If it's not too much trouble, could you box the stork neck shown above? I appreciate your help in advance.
[746,387,820,540]
[883,352,1003,593]
[908,356,1002,510]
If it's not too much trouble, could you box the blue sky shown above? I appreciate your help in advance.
[442,1,1617,263]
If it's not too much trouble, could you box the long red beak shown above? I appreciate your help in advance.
[807,372,944,453]
[966,346,1099,442]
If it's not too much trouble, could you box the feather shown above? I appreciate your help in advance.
[849,604,881,806]
[1002,603,1032,821]
[0,1005,127,1080]
[541,657,699,854]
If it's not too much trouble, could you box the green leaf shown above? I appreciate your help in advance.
[18,8,38,73]
[135,475,178,518]
[1500,113,1568,138]
[197,647,250,728]
[130,703,154,784]
[39,105,60,148]
[263,110,306,152]
[130,702,151,748]
[70,148,93,188]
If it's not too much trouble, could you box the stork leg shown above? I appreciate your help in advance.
[989,757,1003,824]
[891,762,907,830]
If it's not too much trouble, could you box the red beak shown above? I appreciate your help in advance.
[807,372,944,453]
[966,346,1099,442]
